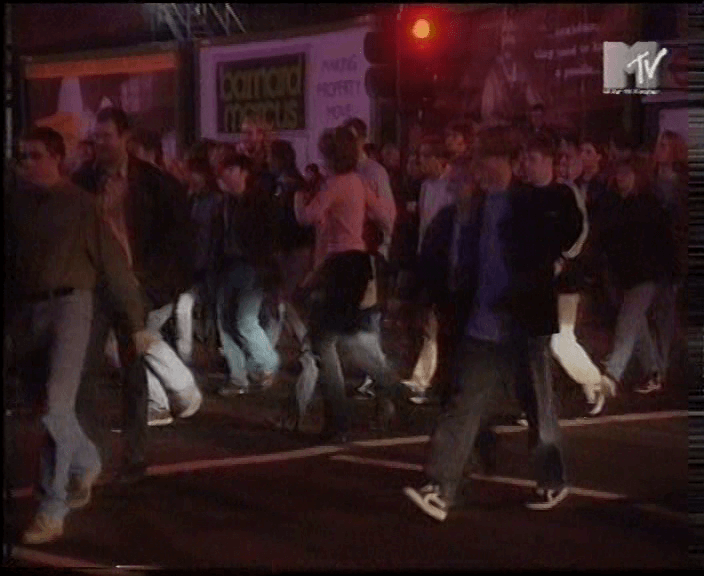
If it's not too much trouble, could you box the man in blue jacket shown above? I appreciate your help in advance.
[404,126,583,521]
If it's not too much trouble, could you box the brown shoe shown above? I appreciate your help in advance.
[22,513,64,545]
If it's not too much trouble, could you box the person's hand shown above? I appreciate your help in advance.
[132,329,161,356]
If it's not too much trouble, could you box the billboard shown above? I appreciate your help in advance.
[429,4,639,134]
[22,47,182,171]
[199,23,372,169]
[217,52,306,133]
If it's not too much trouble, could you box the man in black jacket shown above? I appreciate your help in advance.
[404,127,583,521]
[74,108,197,481]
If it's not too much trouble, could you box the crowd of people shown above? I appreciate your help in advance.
[4,99,688,542]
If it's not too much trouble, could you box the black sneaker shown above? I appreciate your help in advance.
[403,483,450,522]
[525,486,569,510]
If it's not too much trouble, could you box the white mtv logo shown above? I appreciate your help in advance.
[603,42,668,90]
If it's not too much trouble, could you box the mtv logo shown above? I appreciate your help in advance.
[603,42,669,91]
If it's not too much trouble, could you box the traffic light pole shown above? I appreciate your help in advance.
[395,4,403,151]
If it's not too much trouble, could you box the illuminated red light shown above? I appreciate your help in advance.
[412,18,431,39]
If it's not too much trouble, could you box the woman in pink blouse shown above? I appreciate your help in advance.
[293,127,399,442]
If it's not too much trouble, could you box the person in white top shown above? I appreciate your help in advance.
[401,137,455,403]
[550,135,616,416]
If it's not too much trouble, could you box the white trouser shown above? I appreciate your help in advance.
[405,309,439,391]
[145,300,196,412]
[149,291,195,364]
[550,293,602,401]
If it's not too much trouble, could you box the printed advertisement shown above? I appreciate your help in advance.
[23,48,181,171]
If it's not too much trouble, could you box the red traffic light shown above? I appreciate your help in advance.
[412,18,431,39]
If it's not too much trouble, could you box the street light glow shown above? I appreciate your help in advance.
[412,18,430,39]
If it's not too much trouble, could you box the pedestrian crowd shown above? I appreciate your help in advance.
[4,98,687,542]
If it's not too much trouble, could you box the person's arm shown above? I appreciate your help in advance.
[84,193,146,334]
[294,178,335,226]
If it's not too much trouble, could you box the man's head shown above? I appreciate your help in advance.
[556,133,583,183]
[220,152,254,197]
[93,107,130,168]
[418,137,450,179]
[529,103,545,131]
[240,113,271,159]
[19,126,65,187]
[523,132,555,187]
[342,118,368,156]
[579,136,604,176]
[129,130,163,168]
[500,18,517,60]
[381,143,400,171]
[445,121,475,160]
[475,125,518,190]
[613,157,638,197]
[319,127,359,175]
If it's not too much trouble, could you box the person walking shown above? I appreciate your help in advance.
[7,127,153,544]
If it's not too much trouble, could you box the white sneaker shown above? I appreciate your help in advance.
[172,386,203,419]
[148,406,174,427]
[586,391,605,417]
[403,483,450,522]
[525,486,569,510]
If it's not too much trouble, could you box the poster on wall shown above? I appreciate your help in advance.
[199,22,372,169]
[22,47,182,172]
[217,52,306,134]
[430,4,638,134]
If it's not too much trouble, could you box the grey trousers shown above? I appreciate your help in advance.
[14,290,101,521]
[604,282,659,382]
[426,335,565,504]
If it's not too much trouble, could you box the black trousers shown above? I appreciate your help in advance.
[79,284,148,469]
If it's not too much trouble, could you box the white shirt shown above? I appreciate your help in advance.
[417,172,455,254]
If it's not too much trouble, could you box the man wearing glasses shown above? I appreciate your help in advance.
[6,127,153,544]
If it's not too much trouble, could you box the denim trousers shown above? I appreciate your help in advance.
[216,262,279,382]
[426,335,565,504]
[145,302,197,412]
[651,281,681,378]
[311,309,396,434]
[15,290,101,521]
[604,282,659,382]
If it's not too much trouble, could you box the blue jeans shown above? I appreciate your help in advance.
[17,290,101,521]
[604,282,659,382]
[216,263,279,382]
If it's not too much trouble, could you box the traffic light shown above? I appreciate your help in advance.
[364,12,397,100]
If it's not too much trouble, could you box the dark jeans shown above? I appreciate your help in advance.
[80,285,148,468]
[426,335,565,504]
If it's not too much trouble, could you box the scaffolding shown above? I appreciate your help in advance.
[147,3,246,42]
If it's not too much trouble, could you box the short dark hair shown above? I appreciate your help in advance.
[305,163,320,176]
[525,131,556,159]
[95,107,130,135]
[558,130,580,150]
[270,139,297,172]
[221,152,254,174]
[130,130,163,166]
[343,118,368,140]
[579,134,606,157]
[531,103,546,113]
[445,121,475,144]
[476,126,519,160]
[319,127,359,175]
[419,136,451,161]
[22,126,66,160]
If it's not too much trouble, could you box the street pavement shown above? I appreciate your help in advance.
[3,300,697,570]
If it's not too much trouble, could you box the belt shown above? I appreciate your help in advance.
[24,287,75,303]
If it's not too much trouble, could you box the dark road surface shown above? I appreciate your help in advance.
[3,302,697,570]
